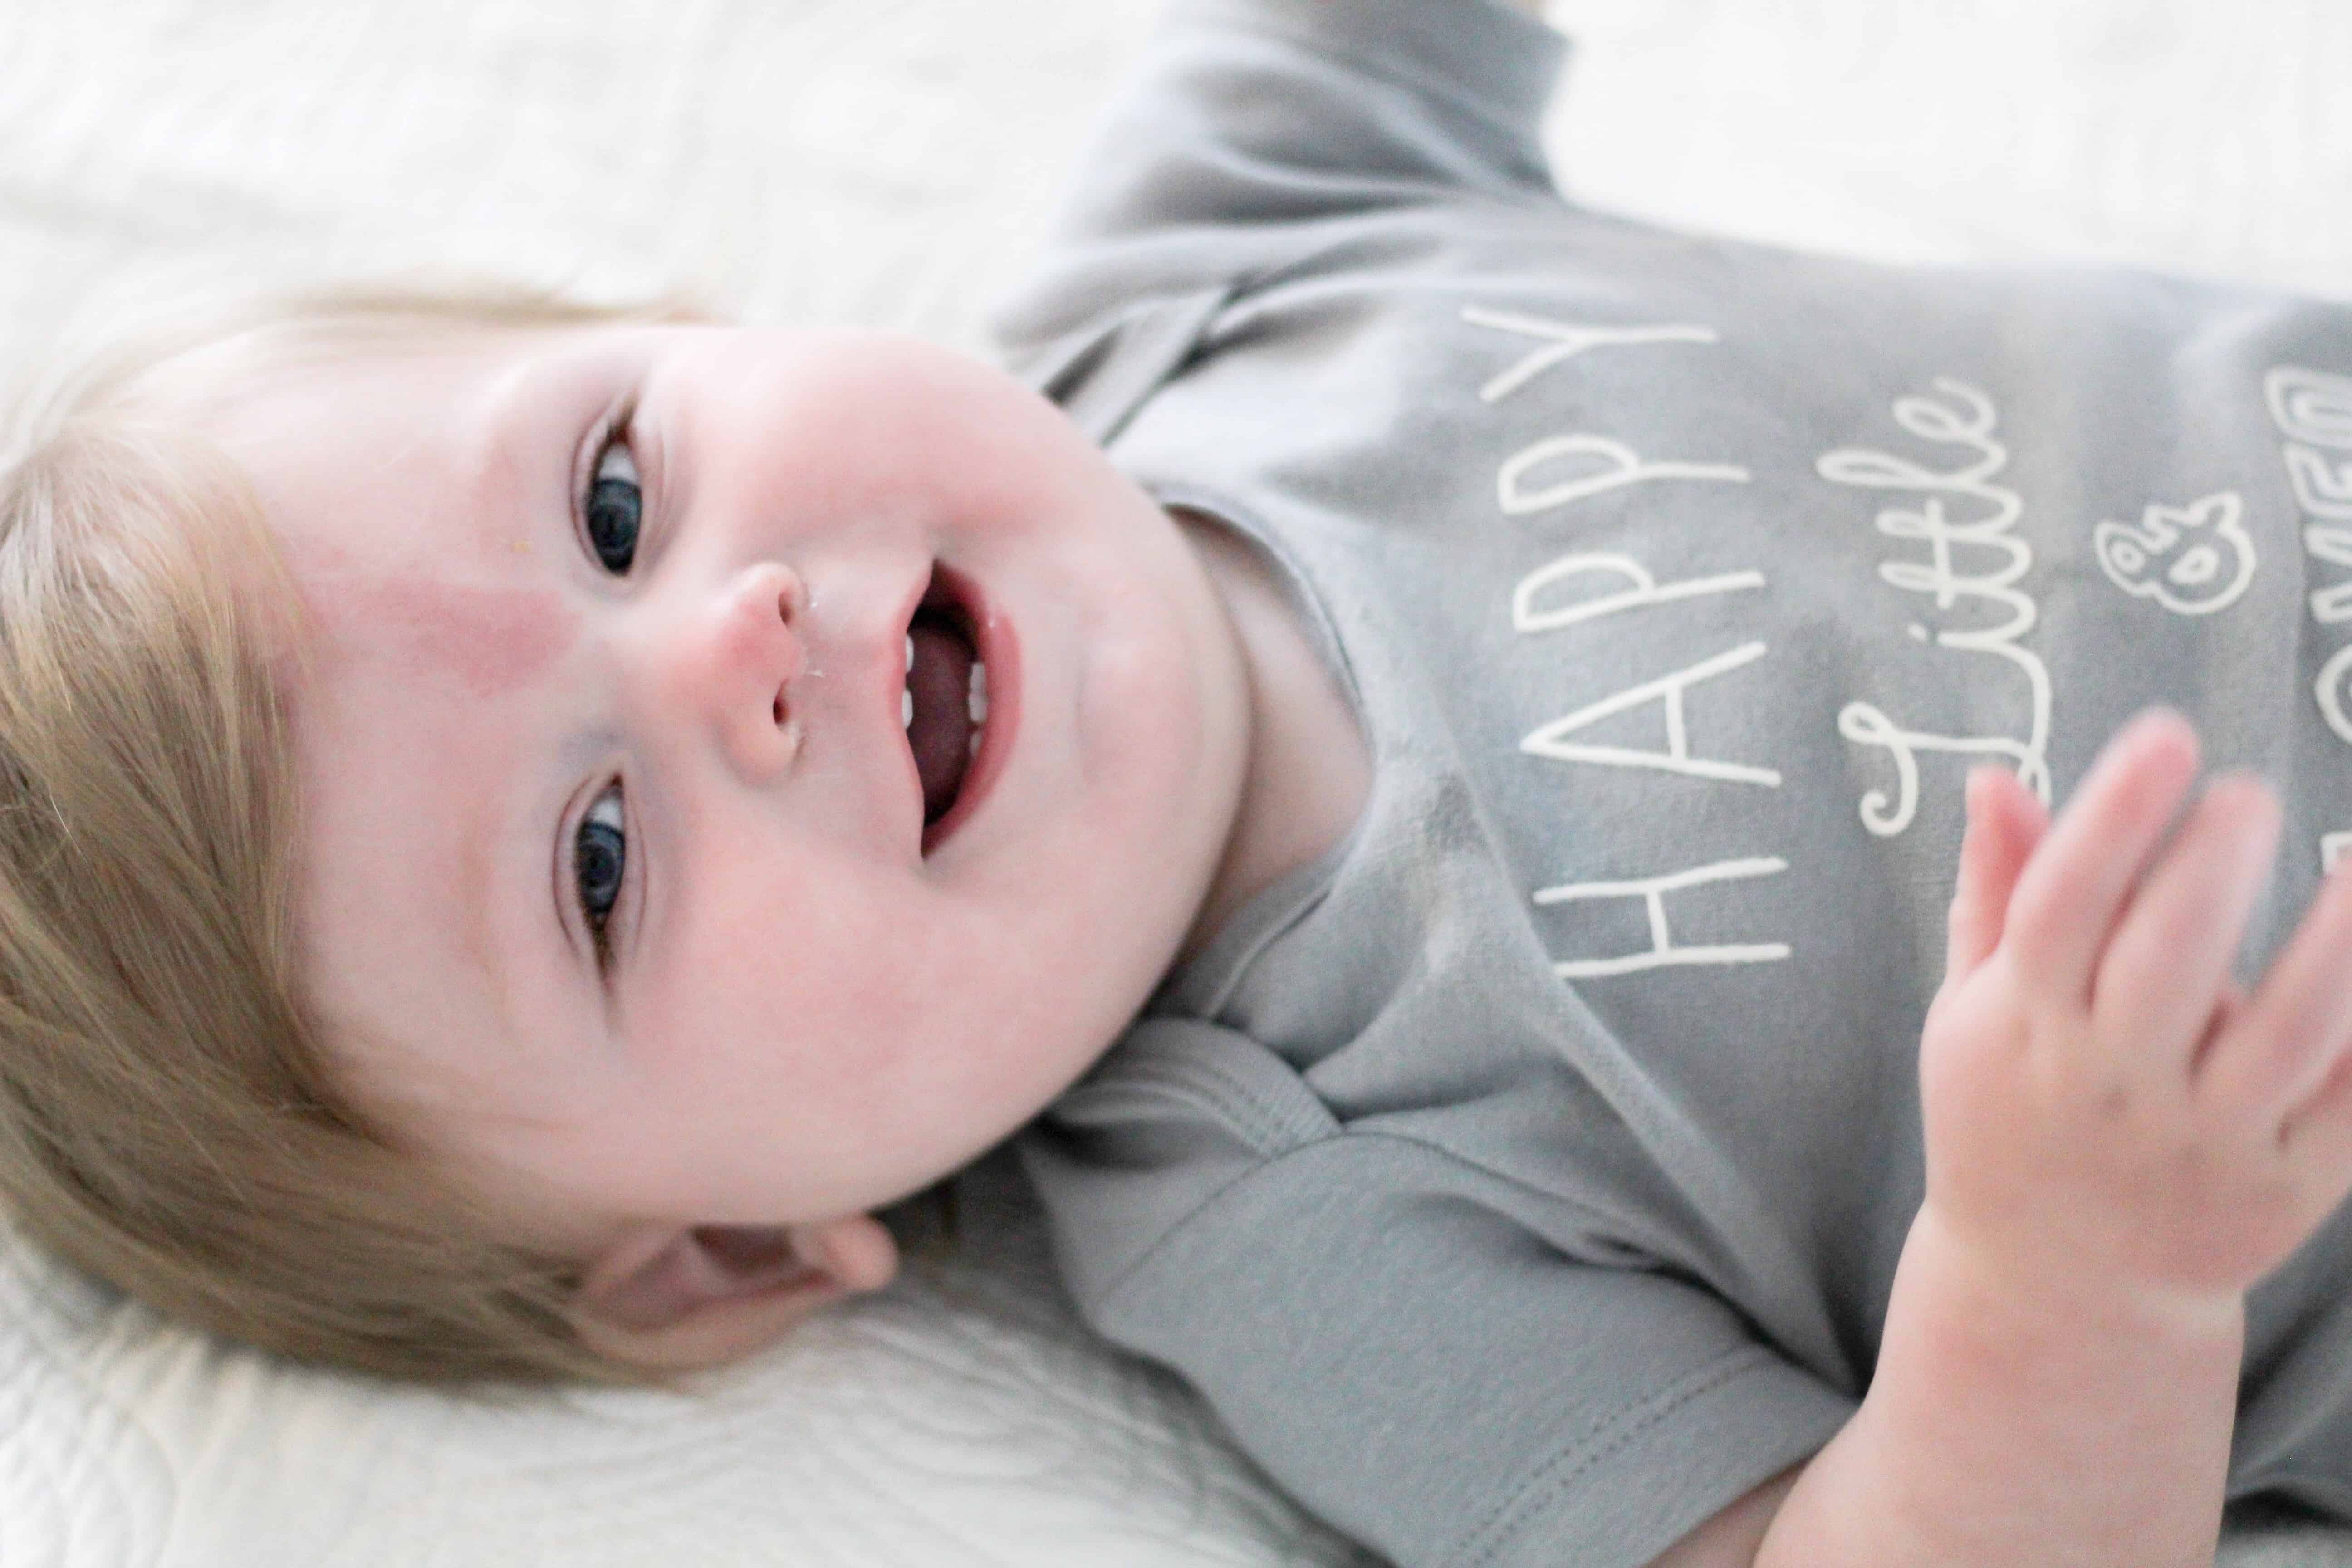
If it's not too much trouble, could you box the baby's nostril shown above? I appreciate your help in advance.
[773,691,786,728]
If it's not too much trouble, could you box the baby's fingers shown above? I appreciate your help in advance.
[2203,855,2352,1122]
[2092,772,2278,1079]
[2279,1046,2352,1182]
[1943,764,2049,985]
[2003,708,2201,1006]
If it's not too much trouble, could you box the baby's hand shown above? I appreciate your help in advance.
[1919,708,2352,1314]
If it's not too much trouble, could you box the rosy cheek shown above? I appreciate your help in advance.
[332,572,577,699]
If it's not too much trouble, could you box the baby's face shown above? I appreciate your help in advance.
[201,323,1249,1255]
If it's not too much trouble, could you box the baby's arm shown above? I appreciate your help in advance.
[1740,710,2352,1568]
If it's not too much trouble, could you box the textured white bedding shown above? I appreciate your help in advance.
[1,1,2348,1563]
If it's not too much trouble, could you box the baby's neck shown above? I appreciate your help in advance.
[1171,507,1370,966]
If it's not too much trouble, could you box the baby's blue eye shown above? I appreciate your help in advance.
[575,784,625,955]
[585,436,641,574]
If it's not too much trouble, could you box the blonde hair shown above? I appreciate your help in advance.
[0,283,728,1389]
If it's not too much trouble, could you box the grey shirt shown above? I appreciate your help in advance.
[991,3,2352,1565]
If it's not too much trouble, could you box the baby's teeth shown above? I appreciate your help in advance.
[902,637,918,730]
[966,661,989,726]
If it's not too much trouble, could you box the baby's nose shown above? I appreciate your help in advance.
[686,561,805,771]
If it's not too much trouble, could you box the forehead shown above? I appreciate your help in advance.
[188,327,546,553]
[195,328,602,1107]
[206,329,584,744]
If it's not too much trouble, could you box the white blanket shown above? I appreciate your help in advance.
[2,2,2348,1563]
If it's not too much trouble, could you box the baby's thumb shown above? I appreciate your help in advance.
[1943,764,2047,985]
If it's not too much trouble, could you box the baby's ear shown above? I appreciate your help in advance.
[569,1216,899,1372]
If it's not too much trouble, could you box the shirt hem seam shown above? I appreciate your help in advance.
[1441,1348,1800,1568]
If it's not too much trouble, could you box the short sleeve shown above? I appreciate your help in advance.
[990,0,1570,441]
[1020,1019,1853,1568]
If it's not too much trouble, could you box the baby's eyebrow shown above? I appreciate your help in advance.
[453,776,529,1041]
[436,347,601,1029]
[462,348,559,517]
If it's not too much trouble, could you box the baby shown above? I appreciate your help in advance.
[6,1,2352,1566]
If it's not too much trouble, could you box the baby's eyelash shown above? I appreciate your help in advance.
[575,781,627,972]
[578,402,644,576]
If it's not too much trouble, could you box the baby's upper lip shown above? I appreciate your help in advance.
[886,566,936,843]
[888,567,931,676]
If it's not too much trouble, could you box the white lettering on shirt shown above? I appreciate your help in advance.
[2285,448,2352,519]
[2266,366,2352,748]
[1817,378,2053,835]
[2268,366,2352,449]
[1512,552,1766,634]
[1534,857,1793,978]
[1461,306,1719,403]
[2323,832,2352,875]
[1467,306,1788,976]
[2092,491,2257,617]
[2306,524,2352,623]
[1499,434,1751,516]
[1522,642,1782,785]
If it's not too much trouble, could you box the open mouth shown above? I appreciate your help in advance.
[901,563,997,852]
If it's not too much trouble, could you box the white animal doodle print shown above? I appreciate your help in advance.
[2092,490,2256,616]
